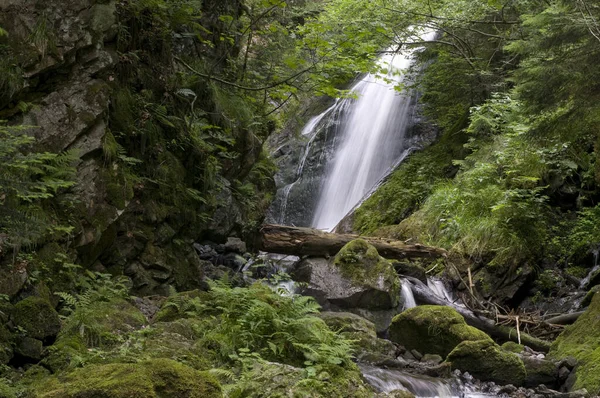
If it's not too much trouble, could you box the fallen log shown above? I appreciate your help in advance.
[403,277,551,353]
[544,311,584,325]
[257,224,447,261]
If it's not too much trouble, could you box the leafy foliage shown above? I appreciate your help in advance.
[170,280,355,368]
[0,123,76,253]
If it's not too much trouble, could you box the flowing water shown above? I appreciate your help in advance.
[401,280,417,310]
[360,365,496,398]
[311,32,435,231]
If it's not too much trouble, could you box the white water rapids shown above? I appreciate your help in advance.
[311,32,435,231]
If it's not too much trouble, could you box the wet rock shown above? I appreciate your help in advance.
[446,339,527,386]
[410,349,423,361]
[499,384,518,394]
[392,261,427,283]
[388,305,492,357]
[421,354,443,365]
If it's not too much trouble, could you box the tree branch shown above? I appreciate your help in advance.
[175,56,316,92]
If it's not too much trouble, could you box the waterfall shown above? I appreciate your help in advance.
[580,246,600,289]
[311,32,435,231]
[360,365,456,397]
[401,280,417,310]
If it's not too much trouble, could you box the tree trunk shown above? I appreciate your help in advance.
[256,224,448,261]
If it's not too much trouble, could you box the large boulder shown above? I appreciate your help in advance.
[293,240,400,311]
[319,312,396,362]
[227,360,374,398]
[446,340,527,386]
[549,293,600,395]
[388,305,491,357]
[37,359,222,398]
[13,297,61,342]
[43,299,146,372]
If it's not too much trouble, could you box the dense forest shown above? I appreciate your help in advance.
[1,0,600,396]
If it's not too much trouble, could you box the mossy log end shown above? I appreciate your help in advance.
[256,224,448,260]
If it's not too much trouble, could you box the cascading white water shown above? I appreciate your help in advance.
[311,32,435,231]
[401,281,417,309]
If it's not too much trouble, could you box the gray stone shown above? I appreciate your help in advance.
[393,261,427,283]
[522,356,558,388]
[293,257,399,310]
[558,366,571,383]
[410,349,423,360]
[224,237,247,254]
[421,354,443,365]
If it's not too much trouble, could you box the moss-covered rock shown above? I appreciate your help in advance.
[43,299,146,372]
[319,312,377,337]
[333,240,400,305]
[42,335,87,373]
[580,284,600,308]
[13,297,61,341]
[319,312,396,362]
[446,340,526,386]
[14,336,43,362]
[521,356,558,388]
[501,341,524,353]
[226,360,373,398]
[549,293,600,395]
[36,358,222,398]
[293,240,401,314]
[388,305,492,357]
[0,323,14,365]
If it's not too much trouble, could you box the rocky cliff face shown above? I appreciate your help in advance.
[0,0,274,299]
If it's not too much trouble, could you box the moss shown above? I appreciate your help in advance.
[333,239,400,305]
[36,359,222,398]
[318,312,395,361]
[0,323,13,365]
[226,361,373,398]
[42,335,87,373]
[318,312,376,338]
[13,297,61,341]
[0,380,19,398]
[566,266,588,279]
[521,356,558,388]
[549,293,600,394]
[388,305,492,357]
[581,284,600,308]
[501,341,524,353]
[43,299,146,372]
[153,290,206,323]
[446,340,526,386]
